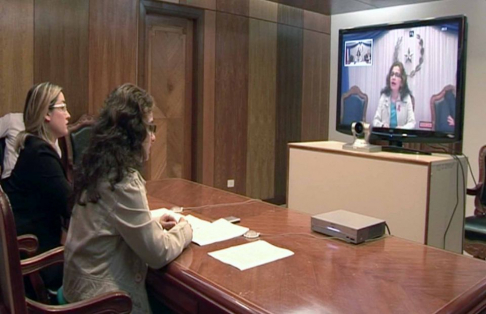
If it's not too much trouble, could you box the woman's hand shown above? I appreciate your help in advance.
[447,115,455,126]
[160,214,177,230]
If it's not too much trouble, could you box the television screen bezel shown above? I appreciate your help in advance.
[336,15,468,144]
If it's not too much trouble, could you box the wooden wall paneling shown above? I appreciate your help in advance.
[246,18,277,200]
[216,0,249,16]
[303,10,330,34]
[200,10,216,186]
[0,0,34,115]
[274,24,303,203]
[248,0,277,22]
[277,4,303,28]
[214,12,249,194]
[88,0,138,116]
[34,0,89,122]
[301,30,330,141]
[179,0,216,10]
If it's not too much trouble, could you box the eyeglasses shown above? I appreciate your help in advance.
[147,123,157,134]
[49,103,68,112]
[391,71,402,79]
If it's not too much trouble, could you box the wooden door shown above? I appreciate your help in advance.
[144,15,193,180]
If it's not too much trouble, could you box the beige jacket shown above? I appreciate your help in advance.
[372,94,416,129]
[63,170,192,313]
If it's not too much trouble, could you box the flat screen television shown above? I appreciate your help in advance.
[336,15,468,146]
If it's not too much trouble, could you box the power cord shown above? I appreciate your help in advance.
[180,199,261,211]
[442,154,466,249]
[258,232,389,244]
[465,156,485,213]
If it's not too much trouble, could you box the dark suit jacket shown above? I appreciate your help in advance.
[1,135,71,253]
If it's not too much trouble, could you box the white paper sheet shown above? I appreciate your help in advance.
[191,218,249,246]
[150,209,249,246]
[208,240,294,271]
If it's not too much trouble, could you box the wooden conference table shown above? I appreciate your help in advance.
[146,179,486,314]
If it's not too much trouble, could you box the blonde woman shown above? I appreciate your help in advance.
[2,82,72,290]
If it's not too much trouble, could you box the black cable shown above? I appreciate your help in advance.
[465,156,479,186]
[385,223,391,235]
[442,154,466,249]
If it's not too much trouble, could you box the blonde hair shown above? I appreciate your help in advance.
[16,82,63,151]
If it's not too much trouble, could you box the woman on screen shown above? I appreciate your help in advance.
[63,84,192,313]
[373,61,416,129]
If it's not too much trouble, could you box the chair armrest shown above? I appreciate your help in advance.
[20,246,64,276]
[26,291,132,314]
[17,234,39,257]
[467,183,483,196]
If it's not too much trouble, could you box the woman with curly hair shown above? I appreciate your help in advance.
[63,83,192,313]
[373,61,416,129]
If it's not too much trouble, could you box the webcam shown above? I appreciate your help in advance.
[343,121,381,152]
[351,121,370,141]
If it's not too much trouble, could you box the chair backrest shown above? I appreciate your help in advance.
[0,137,5,177]
[430,85,456,132]
[0,186,27,314]
[0,186,132,314]
[59,114,95,182]
[474,145,486,216]
[341,85,368,125]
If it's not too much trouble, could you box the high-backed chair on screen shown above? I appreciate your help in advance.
[59,114,95,182]
[0,185,132,314]
[340,85,368,125]
[464,145,486,259]
[430,85,456,133]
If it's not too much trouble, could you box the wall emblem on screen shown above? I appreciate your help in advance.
[404,48,413,63]
[393,34,424,78]
[344,39,373,67]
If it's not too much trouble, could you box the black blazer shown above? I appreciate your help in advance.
[1,135,72,252]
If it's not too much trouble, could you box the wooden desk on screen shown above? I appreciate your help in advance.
[146,179,486,314]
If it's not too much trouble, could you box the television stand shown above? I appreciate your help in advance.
[381,145,432,155]
[287,140,467,254]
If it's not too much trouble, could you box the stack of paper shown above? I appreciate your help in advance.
[208,240,294,270]
[150,208,249,246]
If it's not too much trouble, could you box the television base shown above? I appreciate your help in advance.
[343,139,382,153]
[381,145,432,155]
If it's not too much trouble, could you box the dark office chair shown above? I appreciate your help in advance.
[59,114,95,182]
[0,137,5,177]
[464,145,486,259]
[340,85,368,125]
[0,185,132,313]
[431,85,456,133]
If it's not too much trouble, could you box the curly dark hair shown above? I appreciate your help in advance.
[380,61,412,100]
[74,83,154,204]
